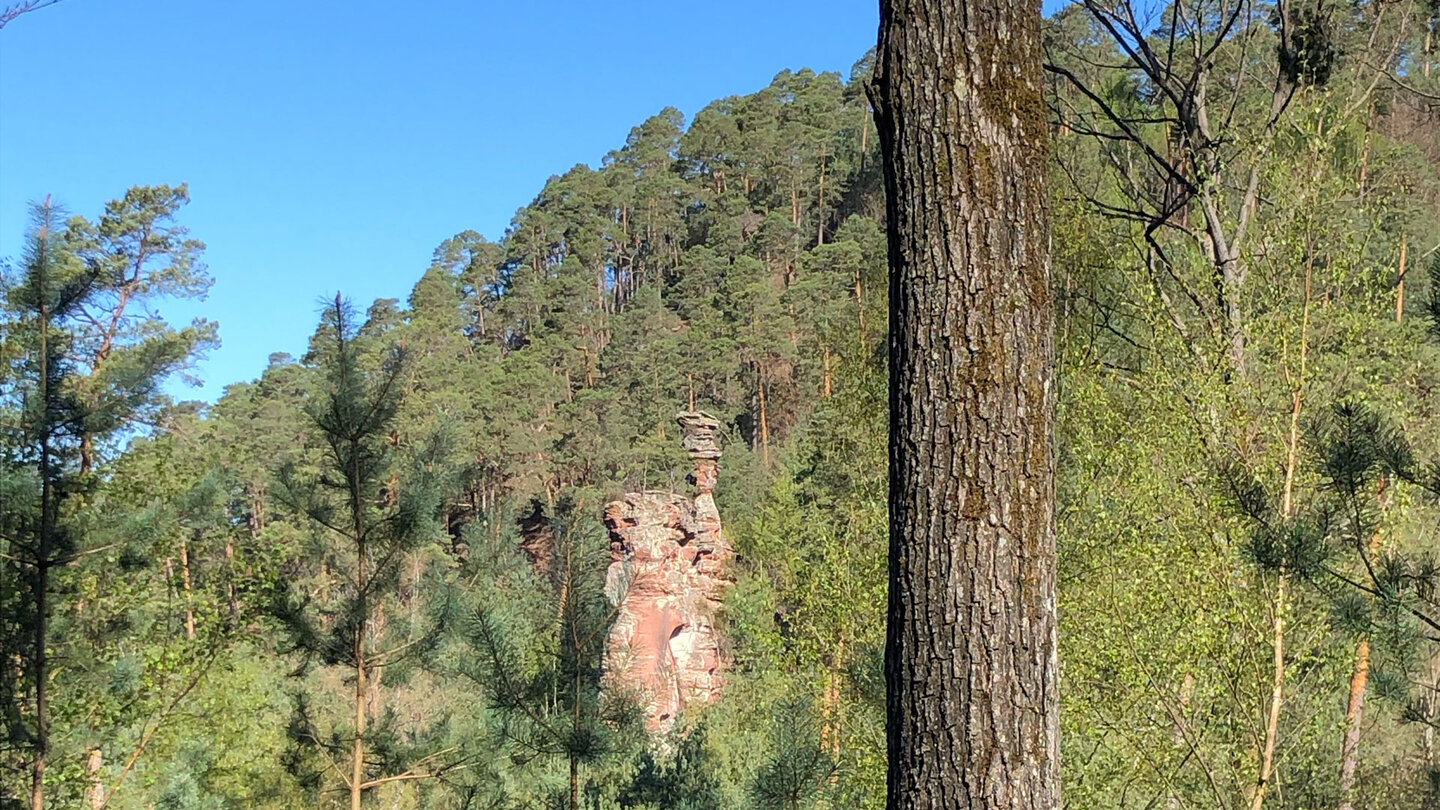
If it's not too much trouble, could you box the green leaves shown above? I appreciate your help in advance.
[747,697,835,810]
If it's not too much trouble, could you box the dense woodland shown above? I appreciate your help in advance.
[3,0,1440,807]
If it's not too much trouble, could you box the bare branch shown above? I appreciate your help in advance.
[0,0,66,30]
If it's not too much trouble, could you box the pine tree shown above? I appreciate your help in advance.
[273,295,458,809]
[1,192,219,810]
[458,498,640,810]
[1225,400,1440,747]
[0,198,96,810]
[60,184,217,473]
[747,698,836,810]
[618,726,723,810]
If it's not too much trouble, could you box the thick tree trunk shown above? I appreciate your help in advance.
[873,1,1059,808]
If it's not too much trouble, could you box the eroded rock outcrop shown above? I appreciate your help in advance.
[603,412,731,732]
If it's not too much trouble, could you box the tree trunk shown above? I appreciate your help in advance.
[791,177,800,228]
[1425,656,1438,767]
[873,0,1059,807]
[1338,639,1370,810]
[86,749,104,809]
[569,755,579,810]
[822,637,846,759]
[351,585,366,810]
[1253,256,1313,810]
[855,273,866,339]
[1396,237,1408,323]
[861,115,870,177]
[31,563,48,810]
[179,537,195,641]
[1166,673,1196,810]
[1357,99,1375,204]
[757,366,771,466]
[351,426,367,810]
[1252,576,1286,810]
[31,239,56,810]
[1426,26,1433,79]
[224,536,238,623]
[818,144,828,245]
[1339,491,1386,810]
[823,345,833,398]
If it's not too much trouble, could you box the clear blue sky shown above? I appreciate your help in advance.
[1,0,1066,403]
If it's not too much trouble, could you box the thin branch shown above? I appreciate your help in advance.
[1045,62,1199,196]
[95,648,221,810]
[0,0,65,30]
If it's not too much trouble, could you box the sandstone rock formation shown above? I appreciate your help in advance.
[603,411,731,732]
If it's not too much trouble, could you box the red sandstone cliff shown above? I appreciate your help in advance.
[603,412,731,732]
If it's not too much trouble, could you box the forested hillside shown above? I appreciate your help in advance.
[3,0,1439,807]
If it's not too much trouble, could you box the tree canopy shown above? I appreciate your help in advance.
[2,2,1439,807]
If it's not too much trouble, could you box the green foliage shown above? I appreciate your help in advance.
[5,4,1440,806]
[455,498,642,810]
[619,727,722,810]
[1225,399,1440,723]
[271,295,461,805]
[0,191,231,809]
[747,698,835,810]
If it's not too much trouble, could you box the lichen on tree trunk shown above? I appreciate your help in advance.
[873,0,1059,807]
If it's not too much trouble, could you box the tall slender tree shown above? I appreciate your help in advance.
[872,0,1059,808]
[1,199,94,810]
[274,295,456,809]
[2,192,217,810]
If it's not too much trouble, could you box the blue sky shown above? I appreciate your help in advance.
[1,0,1063,402]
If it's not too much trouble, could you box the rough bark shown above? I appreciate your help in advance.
[873,1,1059,807]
